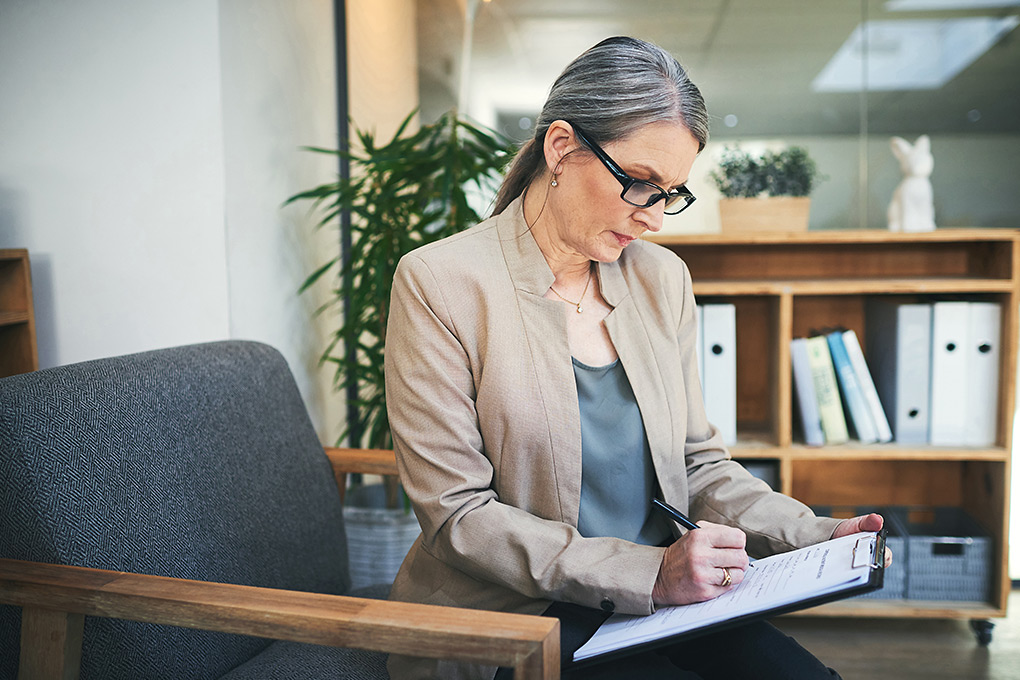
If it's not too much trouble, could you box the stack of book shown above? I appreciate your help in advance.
[791,300,1002,447]
[791,329,891,446]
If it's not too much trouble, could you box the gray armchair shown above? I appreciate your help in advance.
[0,341,557,679]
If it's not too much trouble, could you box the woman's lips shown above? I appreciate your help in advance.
[612,232,635,247]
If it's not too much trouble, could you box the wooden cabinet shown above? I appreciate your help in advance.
[649,229,1016,621]
[0,249,38,378]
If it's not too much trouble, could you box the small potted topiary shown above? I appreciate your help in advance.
[711,146,821,233]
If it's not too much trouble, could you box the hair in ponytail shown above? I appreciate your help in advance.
[492,36,709,216]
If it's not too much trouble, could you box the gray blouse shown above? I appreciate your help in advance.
[572,357,672,546]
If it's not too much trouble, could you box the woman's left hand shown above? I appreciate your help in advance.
[833,512,893,567]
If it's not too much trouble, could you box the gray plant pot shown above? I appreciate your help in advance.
[343,483,421,590]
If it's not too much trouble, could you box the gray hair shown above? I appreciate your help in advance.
[493,36,709,215]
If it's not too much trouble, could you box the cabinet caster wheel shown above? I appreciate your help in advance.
[970,619,994,646]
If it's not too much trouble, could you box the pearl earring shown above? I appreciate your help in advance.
[551,177,558,187]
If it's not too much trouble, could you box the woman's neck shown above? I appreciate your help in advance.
[522,180,591,284]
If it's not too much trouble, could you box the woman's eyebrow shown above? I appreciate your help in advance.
[628,162,667,183]
[629,162,686,189]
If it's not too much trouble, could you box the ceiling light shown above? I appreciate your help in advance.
[813,16,1020,91]
[886,0,1020,10]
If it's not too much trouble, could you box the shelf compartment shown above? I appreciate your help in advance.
[697,295,783,447]
[790,459,981,508]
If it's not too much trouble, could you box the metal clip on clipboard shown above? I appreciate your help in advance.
[851,529,887,569]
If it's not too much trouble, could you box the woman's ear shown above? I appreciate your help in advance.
[542,120,580,176]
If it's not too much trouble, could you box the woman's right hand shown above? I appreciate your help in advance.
[651,521,750,606]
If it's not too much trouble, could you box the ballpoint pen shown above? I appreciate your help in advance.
[651,498,699,530]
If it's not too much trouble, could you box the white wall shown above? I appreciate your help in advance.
[0,0,230,365]
[347,0,419,142]
[0,0,341,441]
[219,0,343,443]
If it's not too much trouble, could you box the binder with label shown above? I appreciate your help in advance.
[702,304,737,446]
[826,330,878,444]
[929,301,970,445]
[965,302,1001,446]
[805,335,849,445]
[865,301,932,444]
[572,531,886,667]
[791,338,824,446]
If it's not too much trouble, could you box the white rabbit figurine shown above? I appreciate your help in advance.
[887,135,935,232]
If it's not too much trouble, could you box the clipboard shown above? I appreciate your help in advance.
[570,530,886,669]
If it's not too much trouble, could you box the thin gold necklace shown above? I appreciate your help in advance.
[550,265,592,314]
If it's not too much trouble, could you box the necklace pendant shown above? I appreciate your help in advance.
[576,304,583,314]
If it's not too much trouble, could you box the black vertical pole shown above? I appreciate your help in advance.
[333,0,361,448]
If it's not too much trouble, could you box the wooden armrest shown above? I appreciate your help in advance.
[0,558,559,680]
[324,447,400,503]
[324,447,398,477]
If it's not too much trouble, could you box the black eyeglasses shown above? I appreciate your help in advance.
[569,123,696,216]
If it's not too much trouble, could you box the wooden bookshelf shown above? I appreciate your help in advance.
[648,229,1017,622]
[0,249,38,378]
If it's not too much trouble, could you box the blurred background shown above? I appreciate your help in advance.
[419,0,1020,233]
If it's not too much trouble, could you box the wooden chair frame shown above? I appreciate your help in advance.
[0,448,560,680]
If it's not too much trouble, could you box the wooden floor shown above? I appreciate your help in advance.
[773,589,1020,680]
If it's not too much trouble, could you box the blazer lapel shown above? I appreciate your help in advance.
[496,201,584,525]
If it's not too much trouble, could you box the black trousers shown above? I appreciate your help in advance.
[495,601,842,680]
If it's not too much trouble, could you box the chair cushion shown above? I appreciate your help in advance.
[218,640,389,680]
[0,341,350,679]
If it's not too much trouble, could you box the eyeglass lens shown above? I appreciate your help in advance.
[623,182,693,214]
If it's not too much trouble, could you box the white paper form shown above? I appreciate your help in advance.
[574,531,878,662]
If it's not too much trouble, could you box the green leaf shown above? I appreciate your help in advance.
[287,110,514,449]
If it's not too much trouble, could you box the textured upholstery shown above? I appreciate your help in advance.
[0,341,367,679]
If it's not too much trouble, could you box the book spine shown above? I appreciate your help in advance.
[841,329,893,443]
[805,335,849,445]
[826,331,878,444]
[791,338,825,446]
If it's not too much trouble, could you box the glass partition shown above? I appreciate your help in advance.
[417,0,1020,231]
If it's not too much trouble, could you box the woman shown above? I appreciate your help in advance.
[384,36,884,679]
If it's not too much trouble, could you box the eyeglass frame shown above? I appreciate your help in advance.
[567,122,697,216]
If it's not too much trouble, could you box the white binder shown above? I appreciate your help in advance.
[929,301,970,445]
[865,301,932,444]
[965,302,1001,446]
[791,337,824,446]
[702,303,737,445]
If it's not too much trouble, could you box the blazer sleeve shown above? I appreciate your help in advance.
[385,253,665,616]
[669,260,842,556]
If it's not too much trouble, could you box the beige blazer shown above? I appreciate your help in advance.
[384,197,841,679]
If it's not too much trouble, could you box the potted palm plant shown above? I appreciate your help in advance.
[711,145,821,233]
[286,111,513,587]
